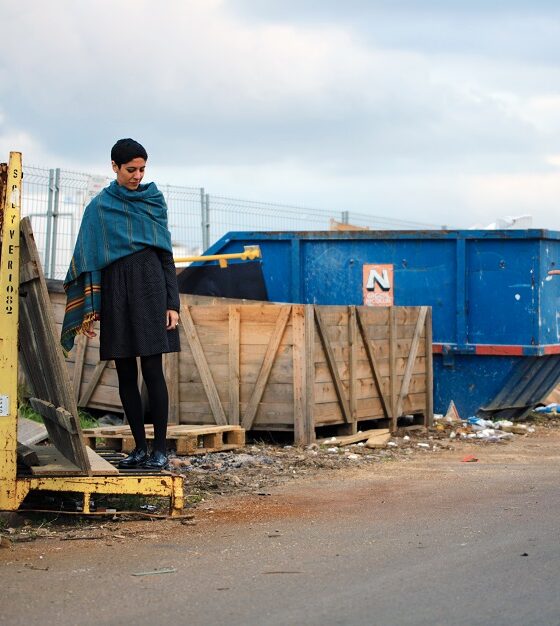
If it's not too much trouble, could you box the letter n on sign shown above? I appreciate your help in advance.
[363,264,394,306]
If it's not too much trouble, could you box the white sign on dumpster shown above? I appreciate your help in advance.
[363,264,394,306]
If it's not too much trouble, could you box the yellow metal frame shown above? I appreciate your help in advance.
[175,245,261,268]
[0,152,184,516]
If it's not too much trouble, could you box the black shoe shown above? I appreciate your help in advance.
[143,450,169,471]
[118,448,148,469]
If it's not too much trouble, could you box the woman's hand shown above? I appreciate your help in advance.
[83,321,96,338]
[166,309,180,330]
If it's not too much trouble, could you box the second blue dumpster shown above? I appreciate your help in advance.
[202,229,560,418]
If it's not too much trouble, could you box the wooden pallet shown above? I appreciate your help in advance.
[82,424,245,455]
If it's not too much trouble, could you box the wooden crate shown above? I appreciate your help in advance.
[48,283,432,444]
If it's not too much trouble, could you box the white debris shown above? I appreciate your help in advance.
[417,443,430,449]
[327,447,339,453]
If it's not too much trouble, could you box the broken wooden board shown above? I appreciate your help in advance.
[18,218,91,475]
[365,432,392,449]
[17,416,48,446]
[17,443,40,467]
[28,445,119,476]
[317,428,390,447]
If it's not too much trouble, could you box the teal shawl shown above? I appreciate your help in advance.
[61,180,173,352]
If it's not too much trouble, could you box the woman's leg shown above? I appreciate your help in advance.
[140,353,169,454]
[114,356,147,451]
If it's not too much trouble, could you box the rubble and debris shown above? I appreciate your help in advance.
[534,403,557,414]
[1,411,553,544]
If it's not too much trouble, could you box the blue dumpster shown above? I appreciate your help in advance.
[202,230,560,418]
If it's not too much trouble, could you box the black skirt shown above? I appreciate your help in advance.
[99,247,181,360]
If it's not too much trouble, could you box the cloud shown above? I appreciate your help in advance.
[2,1,560,228]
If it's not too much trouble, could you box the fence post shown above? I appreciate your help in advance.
[44,169,55,277]
[200,188,208,252]
[48,168,61,279]
[200,190,210,252]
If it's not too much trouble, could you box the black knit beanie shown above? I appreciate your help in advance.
[111,138,148,167]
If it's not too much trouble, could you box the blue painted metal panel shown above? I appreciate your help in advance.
[204,230,560,415]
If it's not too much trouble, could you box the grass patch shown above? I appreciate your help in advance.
[18,401,98,429]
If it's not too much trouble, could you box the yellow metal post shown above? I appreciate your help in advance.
[0,152,22,510]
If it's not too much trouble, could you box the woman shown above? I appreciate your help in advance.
[62,138,180,470]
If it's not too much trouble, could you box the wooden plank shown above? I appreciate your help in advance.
[348,306,358,434]
[355,308,391,419]
[396,307,428,418]
[72,334,88,402]
[304,305,316,444]
[241,306,291,430]
[17,443,40,467]
[424,307,434,427]
[29,398,76,434]
[229,305,240,425]
[29,446,82,476]
[317,428,390,446]
[78,360,108,407]
[85,446,120,475]
[292,305,306,445]
[181,305,227,425]
[314,306,351,424]
[19,259,40,284]
[389,307,397,428]
[18,220,91,474]
[17,416,48,445]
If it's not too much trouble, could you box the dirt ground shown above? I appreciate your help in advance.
[1,415,557,547]
[2,421,560,626]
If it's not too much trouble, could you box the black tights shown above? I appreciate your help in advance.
[115,354,168,454]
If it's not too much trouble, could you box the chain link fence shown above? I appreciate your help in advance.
[21,165,443,279]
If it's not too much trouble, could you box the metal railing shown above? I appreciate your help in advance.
[21,165,443,279]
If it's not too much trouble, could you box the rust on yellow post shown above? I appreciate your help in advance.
[0,152,22,511]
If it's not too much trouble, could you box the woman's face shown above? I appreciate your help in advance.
[112,157,146,190]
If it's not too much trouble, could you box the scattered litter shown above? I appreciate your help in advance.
[387,441,398,447]
[131,567,177,577]
[417,443,430,449]
[24,564,49,571]
[140,504,157,512]
[534,403,557,414]
[347,454,360,460]
[462,455,478,463]
[403,435,410,442]
[444,400,462,423]
[327,447,339,453]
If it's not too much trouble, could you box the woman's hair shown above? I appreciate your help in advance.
[111,138,148,167]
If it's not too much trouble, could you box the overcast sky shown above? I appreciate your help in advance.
[2,0,560,228]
